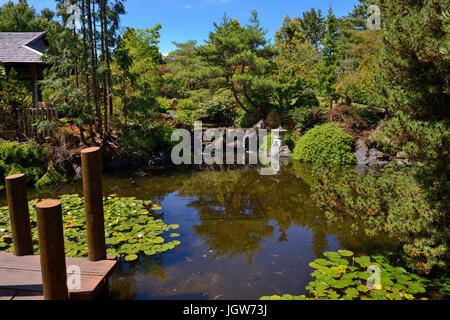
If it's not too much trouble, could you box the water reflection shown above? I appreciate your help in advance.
[0,163,399,300]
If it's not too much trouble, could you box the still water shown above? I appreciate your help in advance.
[0,163,396,300]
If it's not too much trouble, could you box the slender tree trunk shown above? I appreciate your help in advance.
[81,0,92,116]
[86,0,103,139]
[99,0,109,134]
[74,30,79,89]
[103,0,113,128]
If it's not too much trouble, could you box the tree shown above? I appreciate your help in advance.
[41,0,126,144]
[275,15,321,83]
[344,0,381,31]
[335,30,382,105]
[112,26,164,124]
[195,11,278,125]
[318,7,339,108]
[299,8,325,46]
[162,40,208,99]
[376,0,449,119]
[0,0,54,32]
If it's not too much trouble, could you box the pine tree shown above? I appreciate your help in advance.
[376,0,449,119]
[195,11,278,125]
[318,7,339,108]
[299,8,325,46]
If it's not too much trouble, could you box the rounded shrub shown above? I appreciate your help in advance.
[292,123,356,165]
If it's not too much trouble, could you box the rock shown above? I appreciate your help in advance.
[253,119,266,129]
[354,138,390,169]
[73,164,82,179]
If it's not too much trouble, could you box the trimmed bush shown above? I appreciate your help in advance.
[292,123,356,165]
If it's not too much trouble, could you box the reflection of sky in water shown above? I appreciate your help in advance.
[0,164,397,300]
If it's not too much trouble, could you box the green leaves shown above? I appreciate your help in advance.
[0,194,181,260]
[302,250,429,300]
[292,123,356,165]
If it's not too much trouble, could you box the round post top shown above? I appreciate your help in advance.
[5,173,25,180]
[81,147,101,154]
[36,200,61,209]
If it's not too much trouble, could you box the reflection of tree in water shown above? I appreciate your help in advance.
[193,220,274,264]
[176,165,398,261]
[109,255,166,300]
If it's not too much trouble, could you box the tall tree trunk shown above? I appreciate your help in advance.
[81,0,92,116]
[103,0,113,128]
[86,0,103,139]
[99,0,108,133]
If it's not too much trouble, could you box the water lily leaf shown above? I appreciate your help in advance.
[170,233,180,238]
[315,258,333,266]
[345,288,359,298]
[152,236,164,244]
[125,254,138,261]
[338,250,353,257]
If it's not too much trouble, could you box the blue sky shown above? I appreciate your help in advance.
[2,0,360,54]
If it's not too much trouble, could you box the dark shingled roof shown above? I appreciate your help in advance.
[0,32,48,64]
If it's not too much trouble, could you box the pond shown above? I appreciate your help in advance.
[0,162,398,300]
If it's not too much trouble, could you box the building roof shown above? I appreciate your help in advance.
[0,32,48,64]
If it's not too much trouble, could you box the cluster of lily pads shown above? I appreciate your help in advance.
[0,194,180,262]
[261,250,427,300]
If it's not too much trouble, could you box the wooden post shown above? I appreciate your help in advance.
[81,147,106,261]
[36,200,68,300]
[5,174,34,256]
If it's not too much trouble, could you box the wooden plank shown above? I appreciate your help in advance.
[0,288,18,300]
[11,290,43,300]
[0,252,116,277]
[0,253,117,300]
[0,266,109,300]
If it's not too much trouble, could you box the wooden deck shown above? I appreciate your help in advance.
[0,252,117,300]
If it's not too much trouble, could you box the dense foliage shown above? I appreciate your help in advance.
[292,123,356,165]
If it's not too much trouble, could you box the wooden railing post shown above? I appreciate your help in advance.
[36,200,68,300]
[5,174,34,256]
[81,147,106,261]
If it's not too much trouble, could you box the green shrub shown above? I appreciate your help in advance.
[156,96,171,112]
[174,109,205,125]
[0,140,48,185]
[292,123,356,165]
[118,124,175,156]
[288,107,323,132]
[284,131,301,152]
[35,162,66,189]
[202,101,236,124]
[176,98,197,111]
[234,109,250,128]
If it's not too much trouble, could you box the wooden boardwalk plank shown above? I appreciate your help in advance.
[0,253,117,300]
[0,288,18,300]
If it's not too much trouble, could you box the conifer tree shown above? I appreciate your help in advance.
[195,11,278,125]
[376,0,449,119]
[318,7,339,108]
